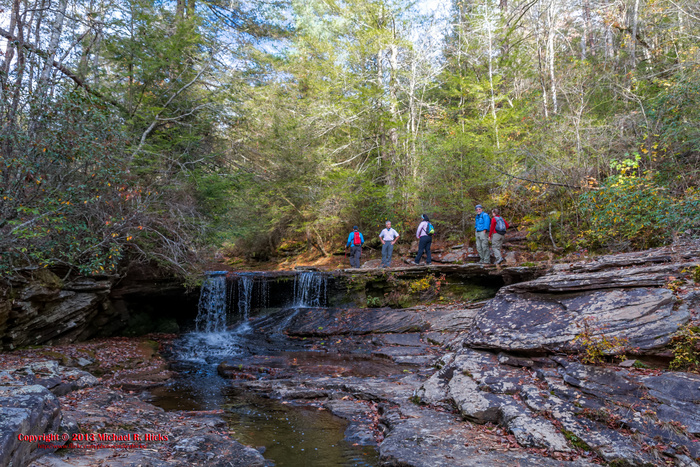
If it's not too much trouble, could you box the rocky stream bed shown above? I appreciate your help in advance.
[2,243,700,466]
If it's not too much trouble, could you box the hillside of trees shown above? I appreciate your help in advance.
[1,0,699,277]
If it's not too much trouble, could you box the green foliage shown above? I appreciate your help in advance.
[578,154,674,251]
[572,317,629,364]
[693,266,700,284]
[561,431,591,451]
[0,91,134,275]
[669,324,700,371]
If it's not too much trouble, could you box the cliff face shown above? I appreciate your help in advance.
[0,270,198,350]
[0,271,115,350]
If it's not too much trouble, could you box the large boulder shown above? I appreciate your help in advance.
[465,287,688,353]
[0,385,61,467]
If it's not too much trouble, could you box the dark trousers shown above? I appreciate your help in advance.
[414,236,432,264]
[349,245,362,268]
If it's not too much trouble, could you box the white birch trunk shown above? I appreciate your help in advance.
[37,0,69,95]
[547,0,558,115]
[485,4,500,148]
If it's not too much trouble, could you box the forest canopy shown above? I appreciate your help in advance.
[1,0,699,276]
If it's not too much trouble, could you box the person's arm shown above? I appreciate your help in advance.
[392,230,399,244]
[505,219,510,229]
[489,218,496,239]
[346,233,352,247]
[360,233,364,245]
[379,230,385,245]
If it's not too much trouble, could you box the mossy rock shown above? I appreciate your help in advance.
[32,269,63,289]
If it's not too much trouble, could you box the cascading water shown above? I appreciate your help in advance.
[293,272,327,307]
[178,271,248,365]
[195,273,228,333]
[237,275,254,320]
[151,269,379,467]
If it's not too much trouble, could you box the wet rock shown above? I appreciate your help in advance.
[380,333,423,346]
[372,346,429,359]
[324,399,377,446]
[255,307,430,336]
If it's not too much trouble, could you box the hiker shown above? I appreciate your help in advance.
[414,214,433,265]
[489,208,509,265]
[379,221,400,268]
[474,204,491,264]
[345,226,364,268]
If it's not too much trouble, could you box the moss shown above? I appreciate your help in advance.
[39,350,72,366]
[561,430,591,451]
[452,283,499,302]
[33,269,63,289]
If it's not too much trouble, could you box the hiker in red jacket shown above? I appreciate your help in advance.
[489,208,510,265]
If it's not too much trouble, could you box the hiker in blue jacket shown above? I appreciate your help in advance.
[346,226,365,268]
[474,205,491,264]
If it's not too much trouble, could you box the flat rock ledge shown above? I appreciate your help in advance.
[415,348,700,466]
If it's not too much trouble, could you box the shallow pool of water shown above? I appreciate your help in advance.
[150,330,380,466]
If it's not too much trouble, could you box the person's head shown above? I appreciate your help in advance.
[421,214,430,222]
[353,226,358,231]
[385,221,391,228]
[492,208,500,216]
[475,205,483,214]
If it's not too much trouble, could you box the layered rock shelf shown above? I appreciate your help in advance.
[2,242,700,466]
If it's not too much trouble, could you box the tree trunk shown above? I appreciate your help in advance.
[486,6,500,148]
[547,0,558,115]
[36,0,69,99]
[630,0,639,69]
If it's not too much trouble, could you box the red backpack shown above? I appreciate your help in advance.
[353,231,361,245]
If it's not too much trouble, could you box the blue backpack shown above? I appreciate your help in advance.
[495,216,506,235]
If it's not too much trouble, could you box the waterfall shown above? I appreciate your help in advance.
[195,273,228,333]
[257,278,269,309]
[293,272,327,307]
[237,275,254,320]
[180,271,247,364]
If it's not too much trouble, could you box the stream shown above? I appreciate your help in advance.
[148,272,384,466]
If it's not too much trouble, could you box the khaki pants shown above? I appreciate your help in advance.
[475,230,490,263]
[491,232,504,262]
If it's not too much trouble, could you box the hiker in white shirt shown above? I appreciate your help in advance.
[379,221,400,267]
